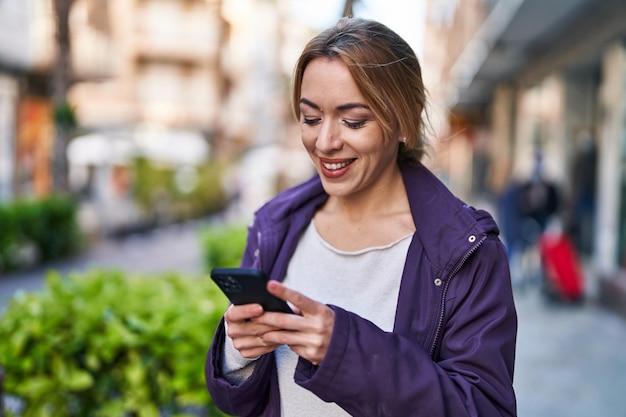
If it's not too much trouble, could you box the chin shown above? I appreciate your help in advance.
[319,179,355,198]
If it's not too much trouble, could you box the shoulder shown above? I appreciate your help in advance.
[253,174,327,226]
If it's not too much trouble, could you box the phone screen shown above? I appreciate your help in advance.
[210,267,293,314]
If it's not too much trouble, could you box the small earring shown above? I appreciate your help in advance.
[400,137,407,143]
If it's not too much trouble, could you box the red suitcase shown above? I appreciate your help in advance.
[538,233,585,301]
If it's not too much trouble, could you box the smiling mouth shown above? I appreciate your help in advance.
[322,159,355,171]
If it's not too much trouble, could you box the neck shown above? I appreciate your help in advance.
[326,167,407,222]
[313,165,415,251]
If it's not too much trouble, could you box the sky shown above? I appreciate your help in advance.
[288,0,426,58]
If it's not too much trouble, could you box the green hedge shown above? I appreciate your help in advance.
[0,194,81,273]
[132,159,229,224]
[0,270,231,417]
[198,222,248,271]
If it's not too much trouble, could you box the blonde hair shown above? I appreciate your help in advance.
[292,17,428,162]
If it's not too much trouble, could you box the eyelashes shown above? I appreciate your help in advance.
[344,120,366,129]
[302,118,367,129]
[303,118,320,126]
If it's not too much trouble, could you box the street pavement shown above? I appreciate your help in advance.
[1,220,626,417]
[0,220,207,309]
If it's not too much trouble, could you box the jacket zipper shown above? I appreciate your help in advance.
[429,235,487,357]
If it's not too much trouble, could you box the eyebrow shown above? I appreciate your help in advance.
[299,98,370,112]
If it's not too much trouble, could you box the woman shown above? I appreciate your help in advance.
[206,17,517,417]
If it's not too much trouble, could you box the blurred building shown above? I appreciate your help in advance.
[0,0,55,199]
[68,0,316,159]
[0,0,317,232]
[424,0,626,317]
[69,0,219,131]
[0,0,115,199]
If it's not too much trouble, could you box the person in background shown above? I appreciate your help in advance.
[497,177,525,259]
[566,129,597,255]
[518,148,560,242]
[205,17,517,417]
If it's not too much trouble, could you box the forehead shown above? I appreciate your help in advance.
[300,58,365,104]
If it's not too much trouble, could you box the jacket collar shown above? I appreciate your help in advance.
[400,160,499,276]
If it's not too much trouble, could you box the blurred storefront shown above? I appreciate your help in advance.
[425,0,626,317]
[0,0,79,199]
[0,0,36,201]
[16,98,54,197]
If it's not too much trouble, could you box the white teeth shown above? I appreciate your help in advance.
[323,160,351,170]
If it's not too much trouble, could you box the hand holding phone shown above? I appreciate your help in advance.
[210,267,293,314]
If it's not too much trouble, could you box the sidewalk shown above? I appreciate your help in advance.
[513,287,626,417]
[2,221,626,416]
[0,220,207,310]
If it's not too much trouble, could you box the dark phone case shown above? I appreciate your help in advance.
[210,267,293,314]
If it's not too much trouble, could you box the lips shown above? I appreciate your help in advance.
[319,158,355,178]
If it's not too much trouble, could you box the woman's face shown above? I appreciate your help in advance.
[299,57,400,199]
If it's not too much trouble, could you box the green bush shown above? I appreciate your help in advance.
[198,222,248,271]
[0,194,81,272]
[0,270,231,417]
[132,159,229,224]
[0,202,19,271]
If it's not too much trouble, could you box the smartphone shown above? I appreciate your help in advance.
[210,267,293,314]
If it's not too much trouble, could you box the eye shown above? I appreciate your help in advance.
[344,120,366,129]
[303,117,321,126]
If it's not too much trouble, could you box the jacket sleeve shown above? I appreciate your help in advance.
[205,318,278,416]
[204,218,276,416]
[294,237,517,417]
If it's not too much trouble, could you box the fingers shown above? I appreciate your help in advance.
[267,280,324,316]
[225,304,280,339]
[224,282,335,365]
[261,327,329,365]
[224,303,264,324]
[261,282,335,365]
[225,304,283,358]
[231,335,281,358]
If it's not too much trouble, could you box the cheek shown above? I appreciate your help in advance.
[300,129,316,151]
[364,138,399,164]
[357,133,390,155]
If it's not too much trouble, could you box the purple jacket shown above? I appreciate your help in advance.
[206,161,517,416]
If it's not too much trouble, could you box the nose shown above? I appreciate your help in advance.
[316,119,342,153]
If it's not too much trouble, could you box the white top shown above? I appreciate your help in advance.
[275,221,411,416]
[221,220,412,416]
